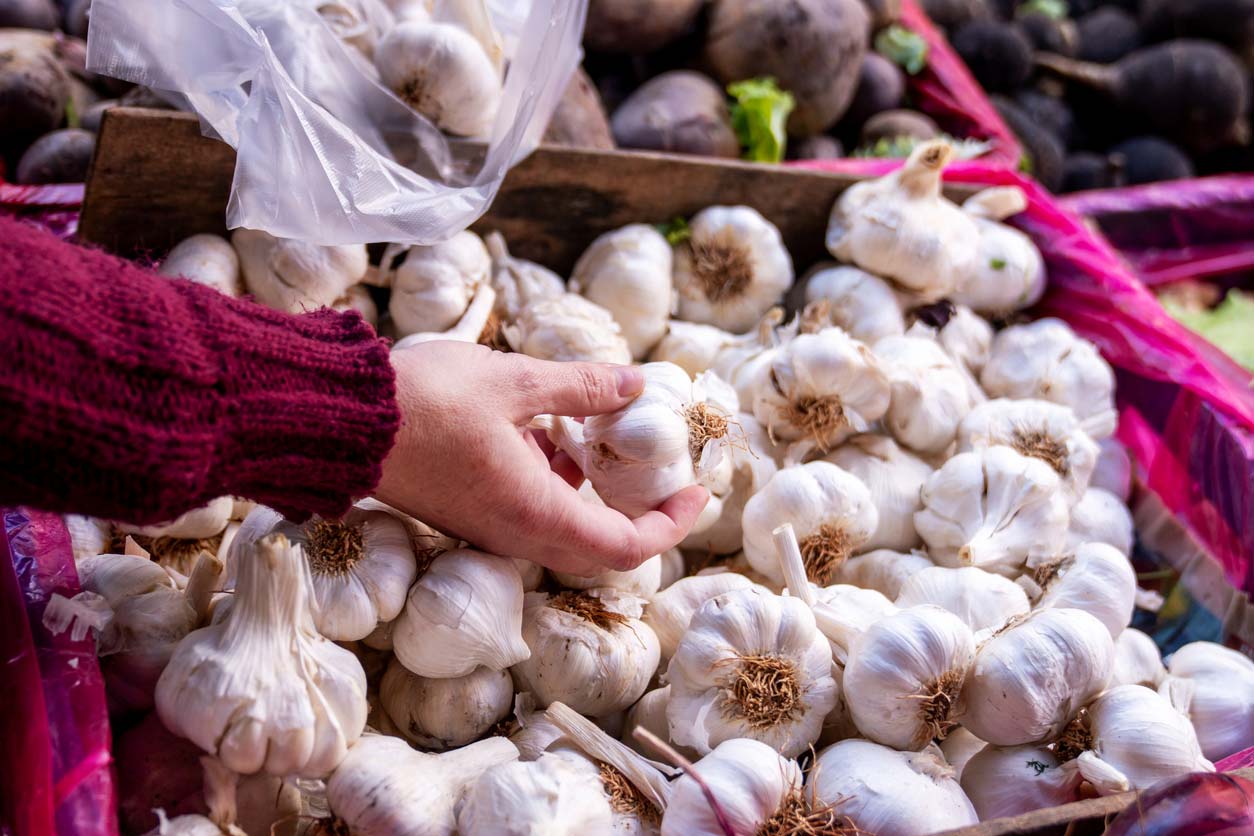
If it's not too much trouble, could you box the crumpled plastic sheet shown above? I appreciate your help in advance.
[1060,176,1254,287]
[1,508,115,836]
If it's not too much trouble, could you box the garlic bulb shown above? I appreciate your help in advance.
[667,586,839,756]
[156,535,367,777]
[1092,438,1133,500]
[1033,542,1136,638]
[811,584,899,663]
[649,320,738,378]
[231,229,367,313]
[811,739,978,834]
[954,187,1046,315]
[508,692,566,760]
[512,588,659,718]
[391,281,497,349]
[392,548,529,678]
[384,231,491,337]
[748,327,891,451]
[981,319,1118,440]
[826,141,980,300]
[1164,642,1254,761]
[660,738,805,836]
[936,304,993,378]
[825,434,931,552]
[1111,627,1166,688]
[832,548,933,599]
[961,608,1114,746]
[333,284,379,326]
[65,514,109,560]
[457,751,614,835]
[159,234,242,297]
[843,605,976,750]
[939,726,986,780]
[541,362,739,518]
[895,566,1029,634]
[1074,684,1213,795]
[960,744,1082,820]
[801,264,906,344]
[624,687,698,761]
[741,461,878,586]
[874,334,974,455]
[503,292,633,364]
[379,657,512,750]
[375,18,501,137]
[658,549,685,590]
[118,496,234,541]
[915,446,1069,577]
[484,232,565,321]
[1066,487,1134,556]
[327,733,518,836]
[642,572,758,660]
[571,224,675,359]
[551,553,663,598]
[673,206,794,333]
[681,413,779,555]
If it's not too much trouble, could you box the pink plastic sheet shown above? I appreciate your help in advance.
[0,179,82,241]
[1,509,116,836]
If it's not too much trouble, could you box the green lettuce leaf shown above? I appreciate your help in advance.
[1162,290,1254,371]
[875,25,929,75]
[656,217,692,246]
[728,77,795,164]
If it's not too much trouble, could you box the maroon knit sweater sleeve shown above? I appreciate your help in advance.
[0,215,400,525]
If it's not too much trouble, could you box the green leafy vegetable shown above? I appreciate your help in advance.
[656,217,692,246]
[64,96,79,130]
[1017,0,1068,20]
[1162,290,1254,371]
[855,135,991,160]
[1018,153,1034,174]
[990,258,1007,270]
[875,25,929,75]
[727,77,795,164]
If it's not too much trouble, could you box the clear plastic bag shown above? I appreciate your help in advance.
[85,0,585,245]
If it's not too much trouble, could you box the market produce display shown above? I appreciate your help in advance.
[50,143,1254,835]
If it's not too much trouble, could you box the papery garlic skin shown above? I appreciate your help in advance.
[392,548,529,678]
[380,658,512,750]
[159,234,242,297]
[825,435,932,552]
[1111,628,1166,688]
[642,572,758,660]
[457,751,613,836]
[981,319,1118,440]
[961,608,1114,746]
[874,334,974,455]
[1092,438,1133,501]
[667,586,839,757]
[661,738,801,836]
[512,589,659,718]
[939,727,986,780]
[484,232,565,321]
[571,224,674,359]
[802,265,906,344]
[1066,488,1134,556]
[843,605,976,750]
[811,584,898,663]
[118,496,234,541]
[673,206,794,333]
[155,535,367,778]
[508,693,566,761]
[937,304,993,378]
[812,739,978,835]
[386,231,491,337]
[327,733,519,836]
[833,549,934,599]
[232,229,367,313]
[682,413,779,555]
[961,745,1082,820]
[1035,542,1136,638]
[915,446,1069,577]
[954,188,1045,315]
[826,141,979,301]
[741,461,878,586]
[504,293,633,364]
[1164,642,1254,760]
[65,515,110,561]
[624,686,697,761]
[649,320,737,378]
[551,554,662,598]
[895,566,1029,634]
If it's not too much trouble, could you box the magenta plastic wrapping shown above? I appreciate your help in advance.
[1219,746,1254,771]
[1060,176,1254,287]
[1,509,116,836]
[0,181,82,241]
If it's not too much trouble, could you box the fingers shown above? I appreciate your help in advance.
[625,485,710,569]
[505,354,644,421]
[550,451,585,489]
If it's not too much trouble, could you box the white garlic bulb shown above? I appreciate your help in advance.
[1075,684,1213,795]
[811,583,899,663]
[826,141,980,300]
[953,187,1046,315]
[1034,542,1136,638]
[571,224,675,359]
[551,554,663,598]
[741,461,878,586]
[457,751,614,835]
[392,548,529,678]
[936,304,993,379]
[118,496,234,541]
[484,232,565,321]
[895,566,1029,634]
[915,446,1069,577]
[658,548,685,590]
[231,229,367,313]
[374,18,501,137]
[649,320,738,378]
[513,558,544,592]
[843,605,976,750]
[623,686,697,761]
[508,692,566,761]
[673,206,794,333]
[667,586,839,756]
[503,292,633,364]
[874,334,974,455]
[379,657,512,750]
[327,733,518,836]
[333,283,379,326]
[960,744,1082,820]
[832,548,934,599]
[961,608,1114,746]
[391,280,497,349]
[825,435,931,552]
[939,726,986,780]
[1066,487,1134,556]
[1111,627,1166,688]
[748,327,891,451]
[541,362,739,518]
[802,264,906,344]
[512,588,659,718]
[681,413,779,555]
[384,231,491,337]
[1092,437,1133,501]
[159,234,242,297]
[1164,642,1254,761]
[155,535,367,777]
[660,738,804,836]
[642,572,758,660]
[811,739,978,834]
[981,318,1118,440]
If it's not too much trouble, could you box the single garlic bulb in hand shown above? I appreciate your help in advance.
[231,229,368,313]
[1032,541,1136,638]
[874,333,975,455]
[833,548,934,598]
[673,206,794,333]
[895,566,1029,634]
[503,292,633,364]
[383,231,491,337]
[159,234,242,297]
[571,224,675,359]
[824,434,932,553]
[379,657,512,750]
[801,264,906,344]
[953,187,1046,315]
[960,744,1082,820]
[1163,642,1254,761]
[649,320,738,378]
[1066,487,1134,556]
[1111,627,1165,688]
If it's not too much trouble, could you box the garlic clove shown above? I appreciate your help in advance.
[1066,487,1134,556]
[939,726,987,781]
[810,583,898,664]
[800,263,906,345]
[571,224,675,360]
[681,412,779,556]
[659,738,802,836]
[649,320,738,378]
[551,553,663,597]
[1033,541,1136,638]
[484,231,566,321]
[658,548,686,590]
[623,686,699,762]
[1092,437,1133,501]
[379,657,512,751]
[159,234,242,298]
[457,751,614,835]
[116,496,234,542]
[385,231,491,337]
[503,292,633,364]
[954,187,1046,316]
[1110,627,1166,688]
[1163,641,1254,761]
[231,229,367,314]
[874,333,974,456]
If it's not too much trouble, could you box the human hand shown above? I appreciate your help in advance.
[375,341,709,576]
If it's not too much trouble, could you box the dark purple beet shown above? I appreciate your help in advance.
[583,0,704,54]
[787,135,845,160]
[78,97,114,132]
[918,0,990,29]
[861,109,939,144]
[1017,12,1077,57]
[952,19,1034,92]
[1140,0,1254,60]
[1014,88,1074,147]
[994,94,1065,190]
[842,53,906,129]
[609,70,740,158]
[1061,151,1119,192]
[1076,7,1142,64]
[15,127,94,183]
[1109,135,1194,184]
[0,0,59,30]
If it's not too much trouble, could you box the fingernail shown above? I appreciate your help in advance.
[614,366,644,398]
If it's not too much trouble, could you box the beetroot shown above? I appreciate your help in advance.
[583,0,704,54]
[610,70,740,157]
[1140,0,1254,60]
[0,0,58,30]
[843,52,906,130]
[15,127,94,183]
[861,108,939,144]
[543,66,614,150]
[1076,7,1143,64]
[1110,135,1195,184]
[952,19,1034,93]
[917,0,989,29]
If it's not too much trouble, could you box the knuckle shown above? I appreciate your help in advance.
[573,365,612,407]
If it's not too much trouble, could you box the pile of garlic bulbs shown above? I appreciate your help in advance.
[69,140,1253,836]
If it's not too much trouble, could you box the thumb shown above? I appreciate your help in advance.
[511,357,644,419]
